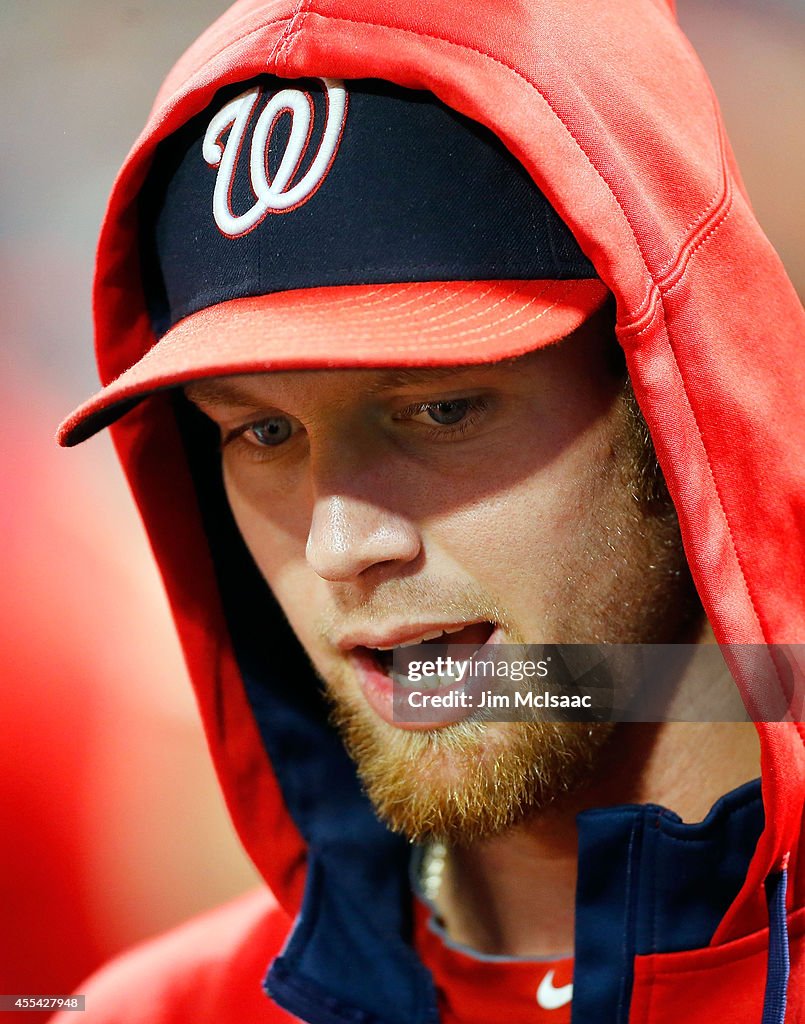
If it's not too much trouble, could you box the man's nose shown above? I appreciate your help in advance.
[306,493,422,582]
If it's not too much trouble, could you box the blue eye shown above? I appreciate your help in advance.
[399,395,487,436]
[425,399,471,425]
[249,417,293,446]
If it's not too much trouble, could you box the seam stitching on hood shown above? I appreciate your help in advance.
[279,11,656,317]
[652,79,727,282]
[268,0,307,69]
[619,289,663,339]
[660,197,733,299]
[154,17,294,123]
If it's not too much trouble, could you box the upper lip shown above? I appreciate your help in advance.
[336,619,493,652]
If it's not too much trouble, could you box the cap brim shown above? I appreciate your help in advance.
[58,279,609,446]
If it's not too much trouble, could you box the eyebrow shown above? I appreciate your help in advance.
[361,366,471,394]
[183,379,268,410]
[183,365,487,409]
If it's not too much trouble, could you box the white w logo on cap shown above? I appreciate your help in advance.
[202,78,347,238]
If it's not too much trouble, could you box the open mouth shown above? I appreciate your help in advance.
[346,620,503,728]
[367,621,497,682]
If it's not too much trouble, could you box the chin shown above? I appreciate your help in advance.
[326,686,613,844]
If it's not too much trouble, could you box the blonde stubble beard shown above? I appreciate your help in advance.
[326,681,613,844]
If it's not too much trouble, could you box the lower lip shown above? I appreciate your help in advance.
[349,626,505,730]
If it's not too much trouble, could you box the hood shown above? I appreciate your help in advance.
[70,0,805,1018]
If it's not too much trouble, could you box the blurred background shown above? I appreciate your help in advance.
[0,0,802,1018]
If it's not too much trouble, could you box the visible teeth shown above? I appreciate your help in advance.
[395,629,449,647]
[370,622,492,652]
[390,668,464,689]
[390,667,417,688]
[375,628,447,651]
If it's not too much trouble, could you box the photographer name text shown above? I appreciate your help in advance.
[404,689,592,709]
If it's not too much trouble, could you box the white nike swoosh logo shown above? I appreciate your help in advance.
[536,969,573,1010]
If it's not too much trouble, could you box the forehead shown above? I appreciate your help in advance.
[183,363,508,411]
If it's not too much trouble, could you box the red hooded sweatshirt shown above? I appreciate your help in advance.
[52,1,804,1022]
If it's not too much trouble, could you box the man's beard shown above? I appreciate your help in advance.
[326,682,613,844]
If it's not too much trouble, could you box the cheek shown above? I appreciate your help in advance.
[223,459,310,566]
[436,474,585,606]
[441,442,609,566]
[222,462,322,631]
[427,420,623,618]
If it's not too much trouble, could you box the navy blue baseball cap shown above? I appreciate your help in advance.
[60,77,607,445]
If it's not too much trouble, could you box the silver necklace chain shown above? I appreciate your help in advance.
[419,841,448,903]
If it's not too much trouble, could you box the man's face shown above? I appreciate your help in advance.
[186,314,696,843]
